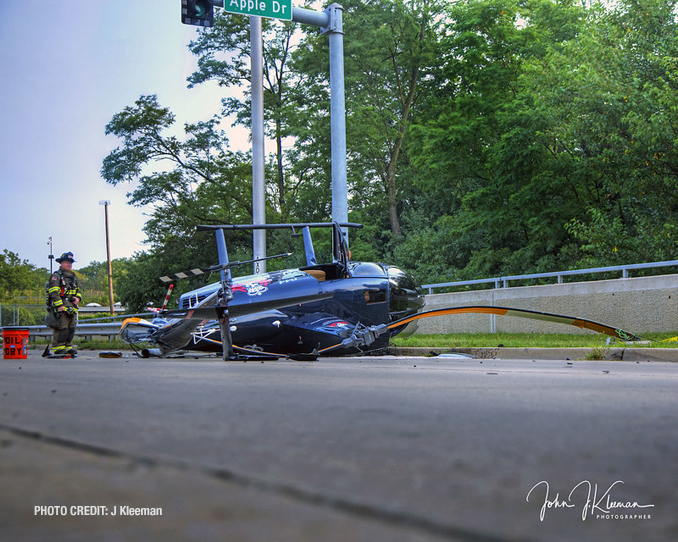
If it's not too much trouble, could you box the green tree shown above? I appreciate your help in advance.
[404,0,587,280]
[114,252,173,314]
[102,94,254,249]
[103,0,678,293]
[0,249,46,302]
[521,0,678,267]
[77,258,134,306]
[403,0,678,283]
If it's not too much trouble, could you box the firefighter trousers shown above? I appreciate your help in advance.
[51,312,77,354]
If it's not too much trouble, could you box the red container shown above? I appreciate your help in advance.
[2,327,29,360]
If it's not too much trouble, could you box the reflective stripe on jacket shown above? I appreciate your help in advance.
[47,270,82,310]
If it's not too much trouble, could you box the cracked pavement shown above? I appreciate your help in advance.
[0,351,676,541]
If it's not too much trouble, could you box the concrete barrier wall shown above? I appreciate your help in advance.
[416,274,678,335]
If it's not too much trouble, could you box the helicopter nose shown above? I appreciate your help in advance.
[386,266,426,322]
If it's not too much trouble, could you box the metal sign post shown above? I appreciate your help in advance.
[251,15,266,273]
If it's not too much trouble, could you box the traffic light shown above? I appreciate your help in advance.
[182,0,214,27]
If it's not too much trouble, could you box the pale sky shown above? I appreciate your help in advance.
[0,0,249,270]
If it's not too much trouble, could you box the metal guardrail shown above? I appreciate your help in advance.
[422,260,678,294]
[3,312,156,341]
[0,304,141,328]
[78,312,150,323]
[0,309,153,332]
[23,322,124,339]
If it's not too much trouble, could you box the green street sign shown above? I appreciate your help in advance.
[223,0,292,20]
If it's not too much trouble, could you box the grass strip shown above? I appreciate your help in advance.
[392,332,678,349]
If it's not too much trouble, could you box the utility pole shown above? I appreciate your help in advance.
[99,201,115,315]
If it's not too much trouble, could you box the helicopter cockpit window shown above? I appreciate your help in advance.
[300,263,344,281]
[349,262,387,277]
[364,289,387,304]
[303,269,326,281]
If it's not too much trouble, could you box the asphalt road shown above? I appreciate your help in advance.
[0,351,676,542]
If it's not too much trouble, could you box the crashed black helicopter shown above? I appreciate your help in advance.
[120,222,640,360]
[120,222,426,360]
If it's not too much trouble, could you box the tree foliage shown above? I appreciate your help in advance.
[0,250,47,302]
[398,0,678,280]
[97,0,678,306]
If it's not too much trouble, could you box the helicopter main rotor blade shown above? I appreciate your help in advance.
[317,305,642,355]
[388,306,642,342]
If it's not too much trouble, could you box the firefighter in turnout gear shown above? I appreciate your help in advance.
[46,252,82,356]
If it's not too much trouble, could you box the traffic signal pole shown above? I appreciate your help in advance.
[291,5,347,239]
[319,5,348,244]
